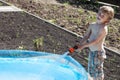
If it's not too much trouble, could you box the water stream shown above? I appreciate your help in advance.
[56,51,69,64]
[61,51,69,58]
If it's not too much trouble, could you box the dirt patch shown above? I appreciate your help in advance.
[4,0,120,51]
[0,12,79,53]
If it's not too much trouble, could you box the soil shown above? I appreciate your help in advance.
[1,0,120,80]
[4,0,120,50]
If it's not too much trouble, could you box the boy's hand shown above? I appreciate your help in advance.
[68,45,79,53]
[73,45,79,49]
[69,47,75,53]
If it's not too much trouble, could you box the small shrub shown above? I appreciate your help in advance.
[33,37,44,51]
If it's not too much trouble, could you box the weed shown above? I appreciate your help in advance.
[78,9,84,14]
[85,57,88,61]
[33,37,44,51]
[17,45,26,50]
[0,2,3,6]
[72,18,81,24]
[52,5,59,11]
[88,15,96,22]
[48,19,56,24]
[53,49,56,53]
[16,32,20,38]
[63,2,69,7]
[108,27,113,33]
[82,49,87,55]
[110,58,116,62]
[117,37,120,40]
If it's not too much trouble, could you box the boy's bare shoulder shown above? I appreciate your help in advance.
[104,26,108,34]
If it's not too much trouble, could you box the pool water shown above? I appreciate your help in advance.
[0,50,88,80]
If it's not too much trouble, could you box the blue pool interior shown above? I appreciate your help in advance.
[0,50,88,80]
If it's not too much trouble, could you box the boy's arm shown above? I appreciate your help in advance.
[80,24,91,45]
[69,24,91,53]
[79,28,106,50]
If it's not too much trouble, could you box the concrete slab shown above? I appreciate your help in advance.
[0,6,22,12]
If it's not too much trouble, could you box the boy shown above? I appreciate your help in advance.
[69,6,114,80]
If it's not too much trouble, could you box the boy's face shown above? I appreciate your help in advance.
[97,11,109,24]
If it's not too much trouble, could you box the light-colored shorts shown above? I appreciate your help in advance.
[88,51,106,80]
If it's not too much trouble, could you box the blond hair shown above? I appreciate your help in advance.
[99,6,114,20]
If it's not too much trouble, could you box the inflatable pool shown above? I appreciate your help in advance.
[0,50,88,80]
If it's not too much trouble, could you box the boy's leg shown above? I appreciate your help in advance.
[96,51,105,80]
[88,51,96,78]
[88,51,105,80]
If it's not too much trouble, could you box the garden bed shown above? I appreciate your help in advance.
[4,0,120,50]
[0,11,120,80]
[0,12,79,53]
